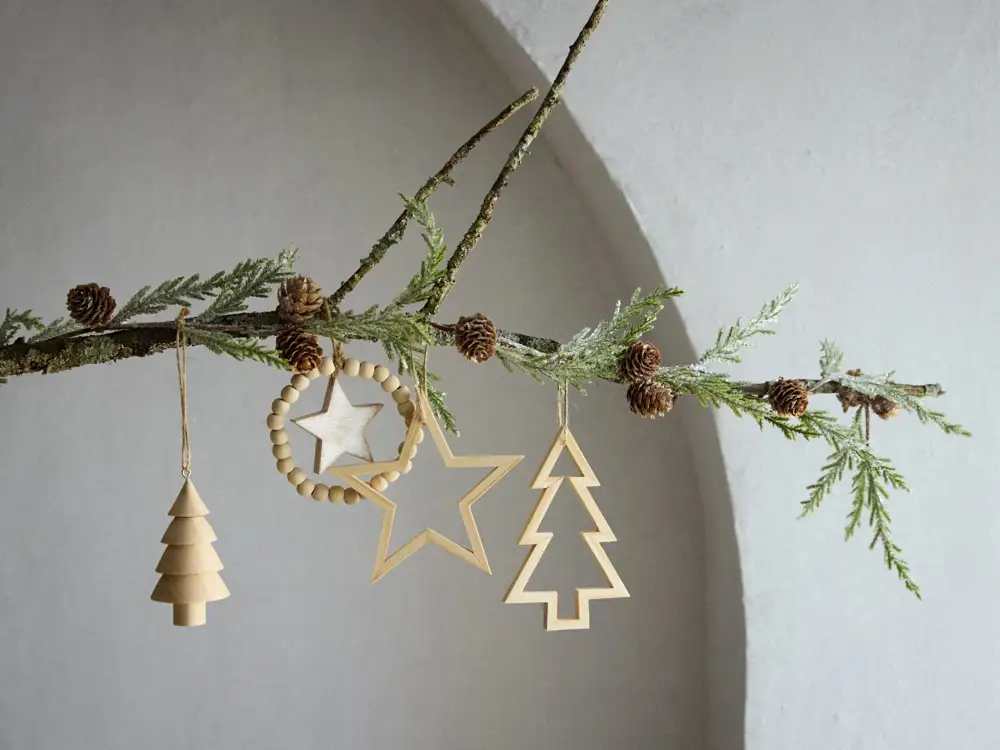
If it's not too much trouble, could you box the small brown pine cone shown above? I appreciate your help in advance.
[66,283,116,327]
[276,328,324,373]
[277,275,324,323]
[455,313,496,363]
[768,378,809,418]
[626,380,674,418]
[617,340,662,383]
[871,395,902,420]
[836,386,865,413]
[846,368,862,377]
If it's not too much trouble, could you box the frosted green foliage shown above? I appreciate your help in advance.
[184,329,288,369]
[388,197,448,311]
[110,248,299,325]
[198,248,298,321]
[818,339,844,378]
[27,318,83,343]
[799,409,918,597]
[697,285,798,367]
[495,286,683,389]
[0,309,45,346]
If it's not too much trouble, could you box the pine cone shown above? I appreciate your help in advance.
[276,329,324,373]
[277,276,324,323]
[836,387,865,413]
[871,395,901,420]
[769,378,809,418]
[66,283,116,327]
[455,313,496,363]
[626,380,674,418]
[617,341,661,383]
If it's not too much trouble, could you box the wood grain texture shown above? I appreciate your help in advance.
[330,392,524,583]
[504,426,629,631]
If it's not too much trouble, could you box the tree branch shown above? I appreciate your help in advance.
[327,88,540,308]
[420,0,611,316]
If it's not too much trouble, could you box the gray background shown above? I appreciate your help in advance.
[0,1,706,748]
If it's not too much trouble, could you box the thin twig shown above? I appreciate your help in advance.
[328,88,539,308]
[420,0,611,316]
[738,380,944,398]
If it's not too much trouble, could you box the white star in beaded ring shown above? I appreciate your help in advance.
[293,375,382,472]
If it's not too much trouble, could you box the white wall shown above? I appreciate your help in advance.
[470,1,1000,749]
[0,1,707,748]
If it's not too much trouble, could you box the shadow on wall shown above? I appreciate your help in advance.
[442,1,747,748]
[0,0,720,747]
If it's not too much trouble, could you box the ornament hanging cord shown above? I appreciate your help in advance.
[175,307,191,478]
[557,379,569,431]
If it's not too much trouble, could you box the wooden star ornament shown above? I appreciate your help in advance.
[329,392,524,582]
[292,375,382,473]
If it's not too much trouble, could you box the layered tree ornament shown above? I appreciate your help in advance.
[151,312,229,626]
[505,389,629,631]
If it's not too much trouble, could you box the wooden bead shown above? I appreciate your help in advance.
[372,365,391,383]
[391,386,411,404]
[272,399,291,416]
[297,479,316,497]
[414,428,424,445]
[306,368,321,380]
[397,401,415,419]
[319,358,336,376]
[312,483,329,501]
[402,460,414,475]
[398,441,418,459]
[266,413,285,430]
[381,375,400,393]
[288,468,307,486]
[276,457,295,474]
[370,475,388,492]
[358,361,375,380]
[383,470,400,483]
[343,358,360,377]
[291,374,310,391]
[329,485,345,503]
[272,443,292,459]
[281,386,299,403]
[344,488,360,505]
[270,429,289,445]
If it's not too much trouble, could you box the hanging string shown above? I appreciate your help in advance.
[175,307,191,478]
[416,345,430,423]
[322,300,344,370]
[557,380,569,431]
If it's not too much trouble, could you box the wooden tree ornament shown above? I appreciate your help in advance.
[151,312,229,626]
[505,423,629,631]
[151,479,230,626]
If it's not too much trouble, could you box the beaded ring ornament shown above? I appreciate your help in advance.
[268,356,423,504]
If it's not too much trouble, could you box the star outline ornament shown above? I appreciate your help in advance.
[292,375,383,473]
[329,392,524,583]
[504,426,629,631]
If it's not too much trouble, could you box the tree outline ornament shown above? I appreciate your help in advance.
[505,425,629,631]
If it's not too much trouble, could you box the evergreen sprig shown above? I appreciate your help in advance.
[0,309,45,346]
[799,409,918,597]
[111,272,227,325]
[26,318,83,343]
[198,248,299,322]
[387,197,448,311]
[185,329,288,369]
[818,341,970,438]
[697,284,798,366]
[495,286,683,389]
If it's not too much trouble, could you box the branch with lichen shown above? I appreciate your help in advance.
[0,0,969,596]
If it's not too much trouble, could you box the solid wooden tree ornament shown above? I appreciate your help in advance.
[151,479,230,626]
[330,391,524,582]
[504,425,629,631]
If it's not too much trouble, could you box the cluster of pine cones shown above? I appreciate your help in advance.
[618,341,673,418]
[275,275,325,372]
[834,369,900,420]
